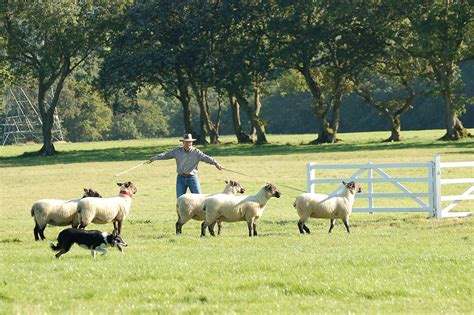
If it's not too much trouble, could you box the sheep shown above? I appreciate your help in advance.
[77,181,137,235]
[31,188,102,241]
[201,183,281,237]
[293,181,362,234]
[175,180,245,235]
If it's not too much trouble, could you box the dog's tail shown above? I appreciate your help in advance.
[48,241,60,251]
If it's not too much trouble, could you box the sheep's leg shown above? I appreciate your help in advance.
[175,220,183,235]
[117,221,123,235]
[39,226,46,240]
[217,221,223,236]
[200,222,207,237]
[297,221,305,234]
[252,223,257,236]
[342,219,350,233]
[34,224,40,241]
[302,224,311,234]
[113,221,118,233]
[247,218,256,237]
[328,219,335,233]
[208,223,216,236]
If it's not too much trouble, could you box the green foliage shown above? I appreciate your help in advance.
[60,81,112,142]
[3,1,473,146]
[402,0,473,115]
[107,114,140,140]
[134,98,169,138]
[3,1,124,82]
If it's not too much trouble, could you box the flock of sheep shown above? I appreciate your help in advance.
[30,179,362,241]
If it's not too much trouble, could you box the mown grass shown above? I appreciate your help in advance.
[0,130,473,314]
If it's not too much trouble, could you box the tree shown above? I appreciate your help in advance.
[402,0,473,140]
[214,1,279,144]
[353,51,431,142]
[60,79,112,142]
[2,1,124,155]
[268,1,389,143]
[99,0,197,140]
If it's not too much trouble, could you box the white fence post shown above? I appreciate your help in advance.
[368,161,373,214]
[433,154,442,219]
[307,163,315,193]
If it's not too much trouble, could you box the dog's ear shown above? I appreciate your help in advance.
[117,182,123,187]
[225,180,229,184]
[84,188,88,193]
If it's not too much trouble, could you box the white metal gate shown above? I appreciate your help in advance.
[306,154,473,218]
[433,155,474,218]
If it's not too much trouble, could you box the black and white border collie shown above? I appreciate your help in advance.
[49,228,128,259]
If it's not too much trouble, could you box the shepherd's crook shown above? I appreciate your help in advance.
[115,161,147,178]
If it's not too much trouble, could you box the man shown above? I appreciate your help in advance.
[147,133,223,198]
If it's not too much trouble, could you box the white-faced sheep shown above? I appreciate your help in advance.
[201,183,281,237]
[294,181,362,234]
[31,188,102,241]
[77,181,137,235]
[175,180,245,235]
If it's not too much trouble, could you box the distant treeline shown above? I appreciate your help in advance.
[1,1,473,154]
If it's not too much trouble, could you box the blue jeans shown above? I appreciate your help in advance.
[176,175,202,198]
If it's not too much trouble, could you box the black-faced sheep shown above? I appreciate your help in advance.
[201,183,281,237]
[77,181,137,235]
[294,181,362,234]
[31,188,102,241]
[175,180,245,235]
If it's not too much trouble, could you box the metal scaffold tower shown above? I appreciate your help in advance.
[1,87,64,145]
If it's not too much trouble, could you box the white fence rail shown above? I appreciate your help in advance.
[434,155,473,218]
[306,154,473,218]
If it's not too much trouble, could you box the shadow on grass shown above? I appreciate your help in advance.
[1,139,473,167]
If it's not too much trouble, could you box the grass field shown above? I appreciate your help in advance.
[0,130,473,314]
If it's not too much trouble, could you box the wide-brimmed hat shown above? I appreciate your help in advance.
[179,133,197,142]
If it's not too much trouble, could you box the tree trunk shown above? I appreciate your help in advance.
[441,112,471,140]
[198,111,209,145]
[175,66,196,137]
[39,108,57,156]
[383,114,401,142]
[236,92,267,145]
[435,66,471,141]
[37,64,69,156]
[249,88,263,140]
[440,87,471,140]
[228,93,252,144]
[190,82,218,144]
[328,80,343,143]
[311,111,335,144]
[299,66,334,144]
